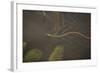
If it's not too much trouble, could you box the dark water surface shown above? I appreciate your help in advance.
[23,10,91,62]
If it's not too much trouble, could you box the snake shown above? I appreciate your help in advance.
[46,32,90,39]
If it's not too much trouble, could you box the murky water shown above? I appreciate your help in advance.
[23,10,91,62]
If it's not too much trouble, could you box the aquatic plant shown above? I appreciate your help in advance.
[23,49,43,62]
[48,45,64,61]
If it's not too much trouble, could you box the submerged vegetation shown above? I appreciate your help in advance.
[23,45,64,62]
[48,45,64,61]
[23,49,43,62]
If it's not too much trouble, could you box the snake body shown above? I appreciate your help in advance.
[46,32,90,39]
